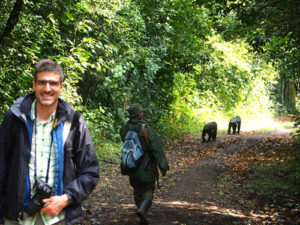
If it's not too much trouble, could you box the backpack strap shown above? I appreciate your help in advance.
[141,123,160,188]
[141,123,150,150]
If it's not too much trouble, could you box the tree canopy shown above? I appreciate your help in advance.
[0,0,299,142]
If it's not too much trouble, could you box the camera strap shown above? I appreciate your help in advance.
[34,104,58,183]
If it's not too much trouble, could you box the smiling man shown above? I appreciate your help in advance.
[34,71,64,105]
[0,59,99,225]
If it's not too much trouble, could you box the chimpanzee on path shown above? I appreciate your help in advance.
[202,122,217,142]
[228,116,241,134]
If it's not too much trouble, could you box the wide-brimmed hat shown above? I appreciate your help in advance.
[127,104,142,118]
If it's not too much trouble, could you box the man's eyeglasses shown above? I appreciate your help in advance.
[36,80,61,88]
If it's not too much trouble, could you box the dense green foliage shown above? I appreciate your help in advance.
[0,0,299,163]
[217,0,300,114]
[160,36,277,136]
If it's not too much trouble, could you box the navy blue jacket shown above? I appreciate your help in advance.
[0,94,99,224]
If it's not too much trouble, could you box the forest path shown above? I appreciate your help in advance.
[78,129,296,225]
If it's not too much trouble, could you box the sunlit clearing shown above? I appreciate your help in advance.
[242,117,293,132]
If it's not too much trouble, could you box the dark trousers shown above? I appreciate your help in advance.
[129,178,155,208]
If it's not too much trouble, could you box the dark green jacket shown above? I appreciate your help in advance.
[120,119,169,182]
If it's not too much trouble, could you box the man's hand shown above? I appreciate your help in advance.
[40,194,69,216]
[162,171,167,177]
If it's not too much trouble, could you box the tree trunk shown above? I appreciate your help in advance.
[0,0,24,46]
[282,78,297,113]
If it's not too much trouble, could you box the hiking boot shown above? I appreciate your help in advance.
[136,200,151,225]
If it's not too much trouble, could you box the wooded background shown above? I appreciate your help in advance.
[1,0,299,160]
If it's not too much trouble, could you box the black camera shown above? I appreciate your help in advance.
[24,179,54,216]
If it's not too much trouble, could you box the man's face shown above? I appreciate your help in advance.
[32,71,64,107]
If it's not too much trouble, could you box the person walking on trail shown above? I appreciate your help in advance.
[0,59,99,225]
[120,104,169,225]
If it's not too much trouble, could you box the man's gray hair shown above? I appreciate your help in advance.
[34,59,64,82]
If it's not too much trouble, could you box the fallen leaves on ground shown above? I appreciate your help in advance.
[78,131,299,225]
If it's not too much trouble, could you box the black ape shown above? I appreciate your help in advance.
[228,116,241,134]
[202,122,217,142]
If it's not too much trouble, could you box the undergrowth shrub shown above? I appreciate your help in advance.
[81,107,122,168]
[247,162,299,198]
[245,118,300,209]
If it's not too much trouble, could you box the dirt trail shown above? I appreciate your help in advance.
[78,130,296,225]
